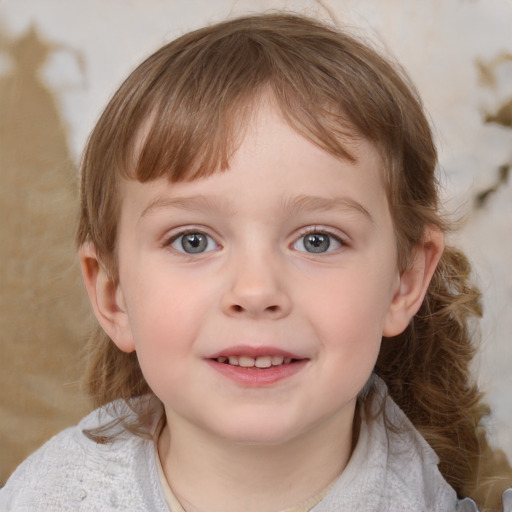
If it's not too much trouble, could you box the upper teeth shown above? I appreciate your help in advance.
[217,355,292,367]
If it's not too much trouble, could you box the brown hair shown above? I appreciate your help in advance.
[77,13,511,509]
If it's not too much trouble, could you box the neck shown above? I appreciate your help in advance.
[158,407,357,512]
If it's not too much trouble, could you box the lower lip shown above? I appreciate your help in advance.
[206,359,308,386]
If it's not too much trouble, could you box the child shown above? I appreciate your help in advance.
[1,12,511,512]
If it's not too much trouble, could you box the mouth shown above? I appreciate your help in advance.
[213,355,297,369]
[206,347,308,385]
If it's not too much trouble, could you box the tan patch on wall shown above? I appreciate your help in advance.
[474,52,512,209]
[0,26,91,484]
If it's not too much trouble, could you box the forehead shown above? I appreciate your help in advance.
[228,95,383,182]
[130,90,385,181]
[120,99,388,224]
[126,77,390,185]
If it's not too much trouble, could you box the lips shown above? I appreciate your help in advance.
[206,346,307,386]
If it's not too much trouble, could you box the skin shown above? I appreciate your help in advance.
[80,96,443,512]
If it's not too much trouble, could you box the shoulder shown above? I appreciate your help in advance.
[0,398,168,511]
[317,375,512,512]
[315,375,460,512]
[371,380,512,512]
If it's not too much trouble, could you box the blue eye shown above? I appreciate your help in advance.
[170,232,218,254]
[293,232,342,253]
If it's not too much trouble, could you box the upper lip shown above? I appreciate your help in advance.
[206,345,306,360]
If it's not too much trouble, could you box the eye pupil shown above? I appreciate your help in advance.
[182,233,207,253]
[304,233,330,253]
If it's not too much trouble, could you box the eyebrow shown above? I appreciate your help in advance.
[280,194,373,222]
[139,193,373,222]
[140,195,235,220]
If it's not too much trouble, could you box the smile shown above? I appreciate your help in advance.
[206,346,308,386]
[215,355,294,368]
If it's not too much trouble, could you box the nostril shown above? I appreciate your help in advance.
[229,304,280,314]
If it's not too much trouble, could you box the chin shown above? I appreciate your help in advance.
[211,417,306,446]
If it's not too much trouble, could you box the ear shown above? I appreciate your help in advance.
[79,242,135,353]
[383,227,444,337]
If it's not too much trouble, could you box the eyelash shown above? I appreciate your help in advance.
[161,226,347,256]
[162,227,219,255]
[292,226,347,254]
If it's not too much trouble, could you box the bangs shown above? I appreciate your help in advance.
[113,14,404,184]
[131,83,360,184]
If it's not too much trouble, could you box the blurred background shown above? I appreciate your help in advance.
[0,0,511,485]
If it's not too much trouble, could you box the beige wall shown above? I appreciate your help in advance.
[1,0,511,483]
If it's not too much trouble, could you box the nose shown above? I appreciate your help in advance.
[221,252,292,320]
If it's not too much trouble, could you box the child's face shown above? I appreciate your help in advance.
[111,97,405,445]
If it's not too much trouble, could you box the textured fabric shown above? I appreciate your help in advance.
[0,399,170,511]
[1,375,509,511]
[312,375,462,512]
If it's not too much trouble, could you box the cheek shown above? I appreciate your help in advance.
[121,275,199,359]
[301,267,396,348]
[122,266,222,364]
